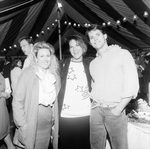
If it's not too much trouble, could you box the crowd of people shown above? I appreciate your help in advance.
[0,24,141,149]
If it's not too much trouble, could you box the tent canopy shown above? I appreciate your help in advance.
[0,0,150,59]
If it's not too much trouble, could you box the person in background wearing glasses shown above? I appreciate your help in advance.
[12,41,61,149]
[86,24,139,149]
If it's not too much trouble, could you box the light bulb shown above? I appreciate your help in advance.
[143,11,149,18]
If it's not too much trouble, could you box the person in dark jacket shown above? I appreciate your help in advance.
[3,56,12,113]
[58,35,93,149]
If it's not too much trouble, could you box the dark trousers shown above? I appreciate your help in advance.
[59,116,90,149]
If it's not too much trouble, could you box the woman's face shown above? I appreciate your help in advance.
[69,39,83,61]
[36,48,51,71]
[17,60,22,67]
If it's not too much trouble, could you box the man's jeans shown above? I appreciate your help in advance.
[90,104,128,149]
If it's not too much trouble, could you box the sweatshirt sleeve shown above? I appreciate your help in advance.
[12,70,28,127]
[121,50,139,99]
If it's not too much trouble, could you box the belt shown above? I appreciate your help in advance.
[99,103,117,108]
[92,101,117,108]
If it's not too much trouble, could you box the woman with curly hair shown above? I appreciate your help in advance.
[12,41,61,149]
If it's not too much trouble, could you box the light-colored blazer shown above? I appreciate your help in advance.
[12,65,61,149]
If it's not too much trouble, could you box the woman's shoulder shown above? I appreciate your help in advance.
[21,65,36,77]
[0,73,3,78]
[0,73,4,81]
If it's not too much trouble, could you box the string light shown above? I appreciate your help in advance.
[87,23,91,27]
[41,31,44,35]
[36,34,39,38]
[116,20,121,30]
[3,10,149,53]
[73,23,76,27]
[77,24,81,28]
[133,15,138,21]
[14,44,17,48]
[123,17,127,22]
[57,2,62,8]
[116,20,121,25]
[47,27,50,32]
[107,21,111,26]
[102,22,106,27]
[52,23,55,28]
[143,11,149,18]
[133,15,138,25]
[64,21,67,25]
[84,23,88,27]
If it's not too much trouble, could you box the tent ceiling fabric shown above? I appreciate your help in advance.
[0,0,150,58]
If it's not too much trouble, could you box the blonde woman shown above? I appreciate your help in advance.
[12,41,61,149]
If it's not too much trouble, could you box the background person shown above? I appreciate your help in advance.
[2,56,12,113]
[18,36,34,70]
[86,24,139,149]
[58,35,92,149]
[0,69,15,149]
[12,41,60,149]
[10,58,22,93]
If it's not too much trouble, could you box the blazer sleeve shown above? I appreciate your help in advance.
[12,70,28,127]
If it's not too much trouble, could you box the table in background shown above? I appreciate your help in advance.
[106,122,150,149]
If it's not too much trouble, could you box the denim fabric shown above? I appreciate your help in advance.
[90,103,128,149]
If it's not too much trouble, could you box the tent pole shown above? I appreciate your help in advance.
[57,7,62,60]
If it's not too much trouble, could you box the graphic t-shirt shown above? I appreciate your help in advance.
[61,61,91,118]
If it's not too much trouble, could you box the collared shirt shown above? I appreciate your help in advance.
[22,53,34,70]
[11,67,22,92]
[90,45,139,105]
[35,68,56,107]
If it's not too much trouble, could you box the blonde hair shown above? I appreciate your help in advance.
[33,41,59,76]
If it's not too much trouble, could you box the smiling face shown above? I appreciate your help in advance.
[17,60,22,68]
[88,29,107,51]
[69,39,83,61]
[36,48,51,72]
[20,39,32,56]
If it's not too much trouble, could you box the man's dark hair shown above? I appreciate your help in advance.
[18,36,33,44]
[85,24,106,41]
